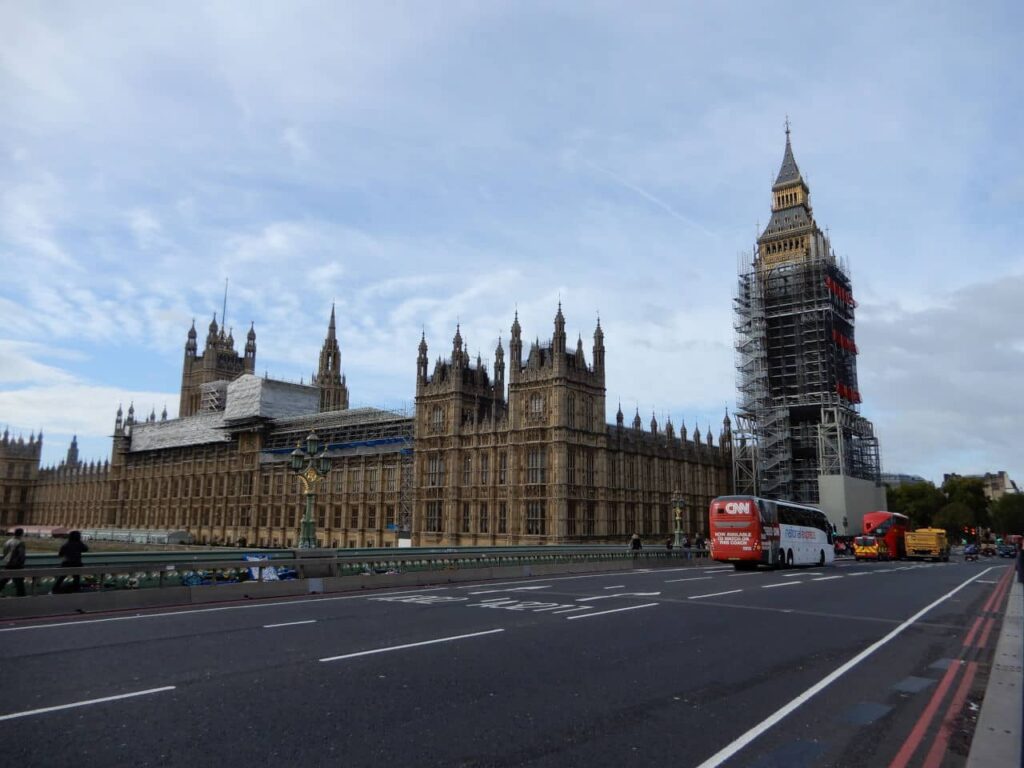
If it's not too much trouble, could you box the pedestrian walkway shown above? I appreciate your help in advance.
[966,575,1022,767]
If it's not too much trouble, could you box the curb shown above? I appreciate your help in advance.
[966,575,1022,767]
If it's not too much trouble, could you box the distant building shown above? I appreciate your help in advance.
[733,126,886,534]
[943,471,1020,501]
[881,473,929,488]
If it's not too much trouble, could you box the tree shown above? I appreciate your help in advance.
[990,494,1024,536]
[941,476,990,528]
[887,481,946,529]
[933,501,974,535]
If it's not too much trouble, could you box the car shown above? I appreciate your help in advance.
[963,544,979,561]
[997,543,1018,558]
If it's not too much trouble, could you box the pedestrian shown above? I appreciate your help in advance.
[630,533,642,559]
[0,528,27,597]
[665,537,674,551]
[52,530,89,594]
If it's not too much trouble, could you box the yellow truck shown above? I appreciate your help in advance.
[905,528,950,562]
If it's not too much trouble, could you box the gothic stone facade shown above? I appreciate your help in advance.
[18,306,733,546]
[0,430,42,529]
[413,307,732,545]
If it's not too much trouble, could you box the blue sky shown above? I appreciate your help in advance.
[1,1,1021,488]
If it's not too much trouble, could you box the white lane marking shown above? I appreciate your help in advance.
[577,591,661,602]
[320,628,504,663]
[701,567,733,572]
[551,606,593,615]
[0,587,450,633]
[665,576,712,583]
[762,582,802,589]
[565,603,660,620]
[603,585,626,589]
[728,572,762,577]
[782,573,805,578]
[689,590,743,600]
[468,585,551,595]
[812,576,843,582]
[0,686,176,722]
[454,569,690,590]
[977,580,997,584]
[694,566,999,768]
[263,620,316,628]
[847,572,872,576]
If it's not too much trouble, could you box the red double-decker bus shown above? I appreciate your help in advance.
[708,495,835,569]
[861,511,909,560]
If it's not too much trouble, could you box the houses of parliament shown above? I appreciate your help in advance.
[1,302,733,547]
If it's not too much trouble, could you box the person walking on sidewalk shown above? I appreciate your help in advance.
[0,528,27,597]
[52,530,89,594]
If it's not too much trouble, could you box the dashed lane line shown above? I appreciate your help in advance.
[762,582,803,589]
[689,589,743,600]
[812,576,843,582]
[565,603,660,621]
[0,686,176,722]
[263,620,316,628]
[320,628,504,663]
[665,576,713,583]
[603,585,626,589]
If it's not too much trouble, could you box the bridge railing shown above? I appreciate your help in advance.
[0,546,712,596]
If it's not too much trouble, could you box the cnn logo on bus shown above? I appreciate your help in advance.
[723,501,751,515]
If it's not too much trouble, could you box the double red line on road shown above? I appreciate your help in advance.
[889,565,1014,768]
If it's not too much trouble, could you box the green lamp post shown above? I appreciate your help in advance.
[289,430,332,549]
[673,492,687,550]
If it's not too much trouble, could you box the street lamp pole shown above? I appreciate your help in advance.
[289,430,333,549]
[672,491,687,550]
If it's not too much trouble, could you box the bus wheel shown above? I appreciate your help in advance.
[787,549,794,567]
[776,550,786,569]
[818,550,825,567]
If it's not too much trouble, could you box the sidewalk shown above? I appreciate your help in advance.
[967,575,1022,767]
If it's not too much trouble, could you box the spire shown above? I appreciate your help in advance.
[418,329,428,355]
[773,119,803,189]
[161,405,168,421]
[650,411,658,434]
[616,401,624,428]
[632,407,642,430]
[328,302,336,339]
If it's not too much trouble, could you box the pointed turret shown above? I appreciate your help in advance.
[206,313,219,347]
[244,322,256,372]
[115,404,123,432]
[553,302,566,357]
[616,402,624,428]
[416,330,429,387]
[185,319,198,355]
[650,411,658,435]
[315,305,349,412]
[66,435,79,467]
[592,315,605,376]
[510,310,523,379]
[161,405,168,421]
[632,408,642,430]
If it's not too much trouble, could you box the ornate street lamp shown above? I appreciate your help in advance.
[289,430,333,549]
[672,491,687,550]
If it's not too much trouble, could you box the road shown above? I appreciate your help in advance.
[0,557,1014,767]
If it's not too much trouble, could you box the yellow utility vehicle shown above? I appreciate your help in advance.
[905,528,950,562]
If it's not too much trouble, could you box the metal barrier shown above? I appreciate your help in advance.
[1,546,711,597]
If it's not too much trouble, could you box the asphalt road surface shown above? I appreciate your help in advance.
[0,557,1014,768]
